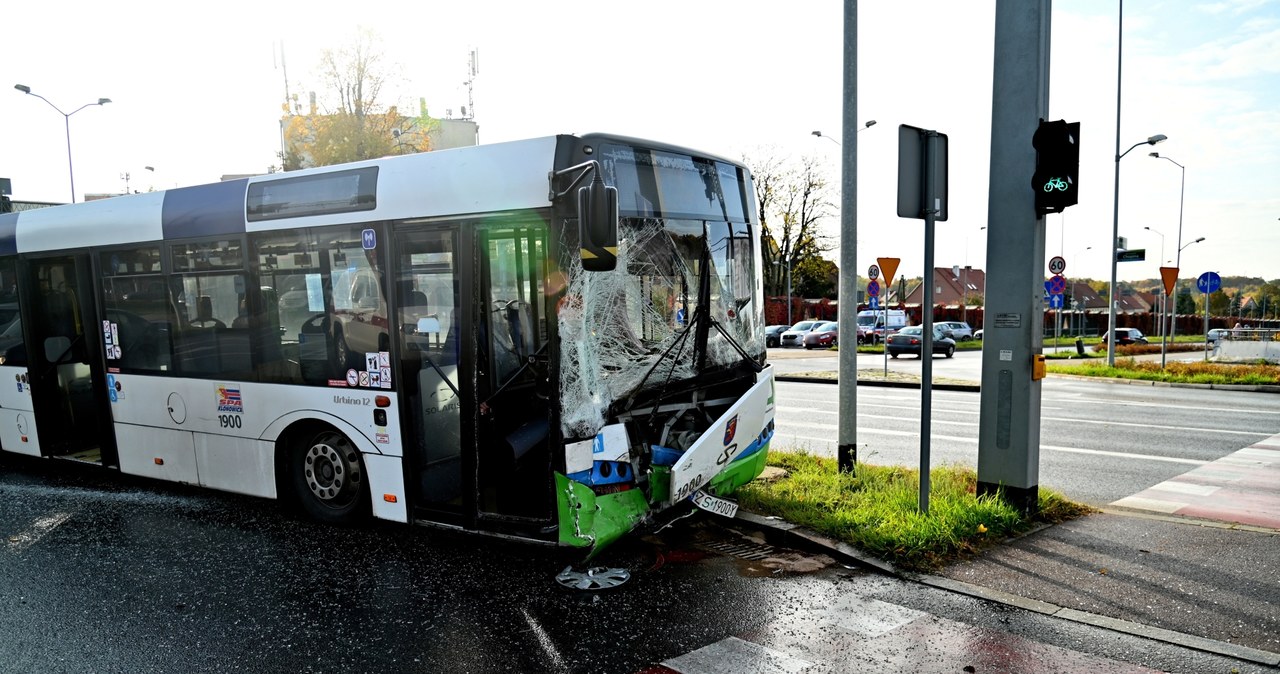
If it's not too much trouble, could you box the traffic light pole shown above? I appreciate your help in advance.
[836,0,859,473]
[977,0,1050,514]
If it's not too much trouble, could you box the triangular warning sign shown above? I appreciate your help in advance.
[1159,266,1179,296]
[877,257,901,290]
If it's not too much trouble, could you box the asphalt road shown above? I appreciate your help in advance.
[768,348,1280,505]
[1,348,1275,672]
[0,456,1261,673]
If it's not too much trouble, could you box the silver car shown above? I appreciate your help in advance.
[779,320,820,348]
[937,321,974,341]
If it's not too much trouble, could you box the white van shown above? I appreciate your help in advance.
[855,309,907,344]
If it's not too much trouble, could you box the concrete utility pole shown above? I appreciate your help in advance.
[977,0,1050,513]
[837,0,859,472]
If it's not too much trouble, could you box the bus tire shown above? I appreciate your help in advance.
[289,427,369,524]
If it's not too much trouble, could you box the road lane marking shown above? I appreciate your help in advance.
[521,608,567,673]
[1037,444,1206,466]
[777,404,1271,438]
[773,425,1209,466]
[1038,416,1271,437]
[1148,481,1221,497]
[6,511,72,553]
[1110,496,1186,513]
[1043,395,1280,416]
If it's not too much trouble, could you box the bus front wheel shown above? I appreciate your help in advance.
[289,428,368,524]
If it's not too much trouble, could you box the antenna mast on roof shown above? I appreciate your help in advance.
[463,49,479,120]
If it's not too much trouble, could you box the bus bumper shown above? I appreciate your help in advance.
[554,438,772,556]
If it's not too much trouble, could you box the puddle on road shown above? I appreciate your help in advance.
[642,524,836,578]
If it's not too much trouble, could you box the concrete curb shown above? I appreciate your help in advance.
[728,510,1280,668]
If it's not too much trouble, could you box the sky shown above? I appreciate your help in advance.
[2,0,1277,285]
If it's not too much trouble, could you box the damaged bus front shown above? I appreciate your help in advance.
[551,135,775,554]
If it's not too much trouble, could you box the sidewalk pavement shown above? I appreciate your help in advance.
[728,434,1280,669]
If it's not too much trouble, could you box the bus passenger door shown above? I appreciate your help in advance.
[22,255,115,463]
[475,224,551,522]
[393,227,469,520]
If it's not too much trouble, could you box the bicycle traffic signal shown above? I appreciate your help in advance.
[1031,119,1080,215]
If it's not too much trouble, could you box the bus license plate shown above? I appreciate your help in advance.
[692,490,739,519]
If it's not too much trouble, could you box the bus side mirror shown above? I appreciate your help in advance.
[577,174,618,272]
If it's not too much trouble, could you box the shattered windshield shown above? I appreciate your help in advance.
[558,218,761,437]
[557,147,761,438]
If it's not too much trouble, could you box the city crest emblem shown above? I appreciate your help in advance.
[723,415,739,446]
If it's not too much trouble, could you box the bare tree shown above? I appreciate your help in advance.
[744,150,836,297]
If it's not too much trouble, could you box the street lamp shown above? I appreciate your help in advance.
[811,120,876,145]
[1107,132,1167,366]
[14,84,111,204]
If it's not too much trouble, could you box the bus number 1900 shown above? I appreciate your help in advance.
[218,414,242,429]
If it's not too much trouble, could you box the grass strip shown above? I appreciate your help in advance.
[736,451,1092,572]
[1047,357,1280,384]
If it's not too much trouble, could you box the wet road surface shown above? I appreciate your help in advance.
[1,453,1267,673]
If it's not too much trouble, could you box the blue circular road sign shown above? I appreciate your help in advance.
[867,279,881,297]
[1196,272,1221,294]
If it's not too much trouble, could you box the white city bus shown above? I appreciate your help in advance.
[0,133,775,554]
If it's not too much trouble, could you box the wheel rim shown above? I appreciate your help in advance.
[302,433,362,508]
[555,566,631,591]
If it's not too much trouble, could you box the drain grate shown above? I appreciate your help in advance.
[701,539,776,561]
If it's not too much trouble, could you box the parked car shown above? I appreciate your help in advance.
[764,324,790,348]
[1100,328,1148,345]
[1207,328,1230,344]
[803,322,838,349]
[779,320,821,348]
[886,325,956,359]
[936,321,974,341]
[974,328,984,341]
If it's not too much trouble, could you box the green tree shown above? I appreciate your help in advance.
[1175,288,1196,315]
[1208,289,1230,315]
[1254,282,1280,319]
[793,257,839,299]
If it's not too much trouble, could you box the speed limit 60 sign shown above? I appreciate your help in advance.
[1048,256,1066,275]
[868,265,880,280]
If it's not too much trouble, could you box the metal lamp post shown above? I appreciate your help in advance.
[1146,226,1167,342]
[1107,133,1165,366]
[14,84,112,204]
[1150,152,1186,351]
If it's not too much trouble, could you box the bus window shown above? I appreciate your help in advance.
[0,257,22,367]
[252,225,389,386]
[327,228,389,376]
[99,246,175,373]
[168,240,250,378]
